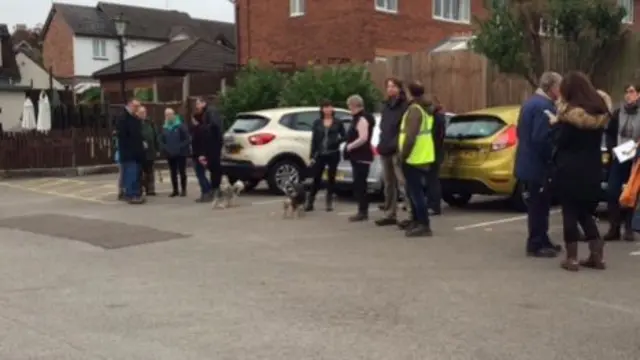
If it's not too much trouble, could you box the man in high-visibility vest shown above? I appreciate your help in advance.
[398,81,440,237]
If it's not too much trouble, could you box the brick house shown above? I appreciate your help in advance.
[41,1,235,93]
[235,0,639,65]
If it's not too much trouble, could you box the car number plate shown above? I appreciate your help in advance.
[226,145,242,154]
[323,170,345,180]
[457,151,476,160]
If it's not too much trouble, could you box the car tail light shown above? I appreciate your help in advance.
[248,133,275,145]
[491,125,517,151]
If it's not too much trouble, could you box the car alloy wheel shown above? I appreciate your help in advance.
[274,163,300,192]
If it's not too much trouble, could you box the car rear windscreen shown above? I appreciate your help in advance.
[228,115,269,133]
[445,115,505,139]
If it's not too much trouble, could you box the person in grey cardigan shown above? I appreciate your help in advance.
[159,108,190,197]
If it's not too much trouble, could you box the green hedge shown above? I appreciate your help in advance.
[218,62,288,128]
[218,63,381,125]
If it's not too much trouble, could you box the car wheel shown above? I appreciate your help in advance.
[510,182,528,212]
[267,160,301,194]
[442,192,472,207]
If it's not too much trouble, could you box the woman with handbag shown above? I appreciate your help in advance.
[603,84,640,242]
[550,72,611,271]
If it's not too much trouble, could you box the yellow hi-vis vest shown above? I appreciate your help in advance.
[398,104,435,165]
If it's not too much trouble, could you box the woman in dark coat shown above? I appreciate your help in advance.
[305,100,346,212]
[551,71,611,271]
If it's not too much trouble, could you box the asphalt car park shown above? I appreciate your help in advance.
[0,173,639,359]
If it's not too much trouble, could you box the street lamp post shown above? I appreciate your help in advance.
[113,14,128,104]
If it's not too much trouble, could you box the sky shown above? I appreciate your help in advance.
[0,0,235,30]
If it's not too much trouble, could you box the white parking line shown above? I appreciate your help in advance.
[454,209,561,231]
[250,194,326,206]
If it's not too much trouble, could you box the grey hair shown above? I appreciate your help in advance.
[539,71,562,93]
[346,94,364,108]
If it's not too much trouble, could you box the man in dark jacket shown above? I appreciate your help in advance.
[195,97,225,198]
[375,78,411,227]
[116,99,145,204]
[425,105,446,215]
[138,106,159,196]
[515,72,563,257]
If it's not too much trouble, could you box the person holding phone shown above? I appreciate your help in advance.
[602,84,640,242]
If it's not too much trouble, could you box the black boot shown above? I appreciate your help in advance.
[405,222,433,237]
[325,193,334,212]
[169,189,179,197]
[603,202,621,241]
[304,193,315,212]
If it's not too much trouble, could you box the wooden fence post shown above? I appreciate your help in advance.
[71,127,77,168]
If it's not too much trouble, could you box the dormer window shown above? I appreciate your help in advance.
[171,32,190,41]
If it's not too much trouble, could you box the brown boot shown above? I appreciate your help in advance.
[560,242,580,272]
[579,237,606,270]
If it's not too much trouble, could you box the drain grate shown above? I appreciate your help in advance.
[0,214,189,249]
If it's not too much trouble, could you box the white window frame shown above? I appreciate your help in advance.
[539,18,560,37]
[620,0,634,24]
[433,0,471,24]
[92,39,107,59]
[290,0,305,17]
[375,0,398,14]
[374,56,388,62]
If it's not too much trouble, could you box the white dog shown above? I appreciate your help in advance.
[212,176,245,209]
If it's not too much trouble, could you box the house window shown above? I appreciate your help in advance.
[433,0,471,23]
[539,19,560,37]
[375,0,398,13]
[620,0,634,24]
[374,56,388,62]
[92,39,107,59]
[290,0,305,17]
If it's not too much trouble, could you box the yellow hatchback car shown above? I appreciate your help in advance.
[440,106,611,211]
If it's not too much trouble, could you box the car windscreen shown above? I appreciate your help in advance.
[445,115,505,140]
[227,115,269,133]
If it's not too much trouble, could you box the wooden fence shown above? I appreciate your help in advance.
[0,128,113,170]
[366,50,533,114]
[0,100,194,170]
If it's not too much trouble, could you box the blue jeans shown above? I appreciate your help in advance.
[523,181,553,252]
[402,163,430,227]
[121,161,140,198]
[193,162,212,195]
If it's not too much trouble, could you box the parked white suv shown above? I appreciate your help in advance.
[222,107,351,194]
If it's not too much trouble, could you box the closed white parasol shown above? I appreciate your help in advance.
[21,97,36,130]
[36,91,52,132]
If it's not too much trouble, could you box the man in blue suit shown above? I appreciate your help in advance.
[515,72,563,258]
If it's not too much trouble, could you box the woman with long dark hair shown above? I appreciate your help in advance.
[551,71,611,271]
[603,84,640,242]
[305,100,346,212]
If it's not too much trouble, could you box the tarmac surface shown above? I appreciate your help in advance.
[0,170,639,360]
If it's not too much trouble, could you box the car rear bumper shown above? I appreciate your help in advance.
[330,164,384,194]
[221,159,268,180]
